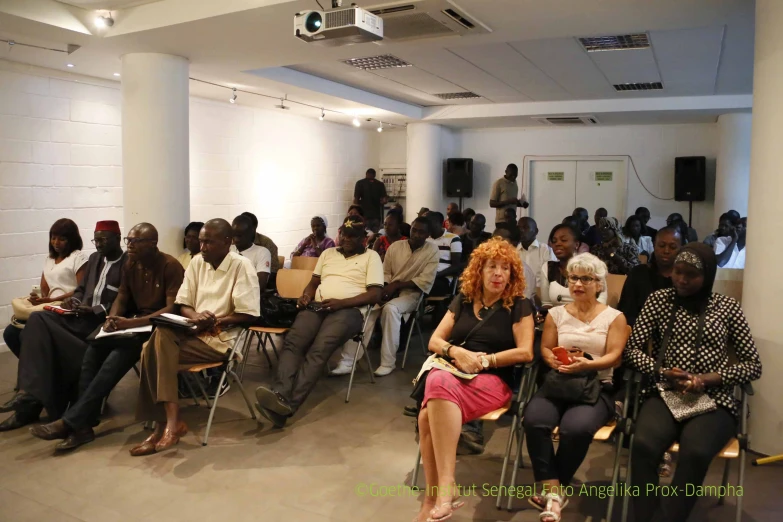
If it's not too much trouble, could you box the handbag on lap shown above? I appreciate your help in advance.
[10,297,62,329]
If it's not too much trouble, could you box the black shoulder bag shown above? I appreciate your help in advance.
[538,352,602,405]
[410,299,503,404]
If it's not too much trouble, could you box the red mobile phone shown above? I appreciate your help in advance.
[552,347,572,365]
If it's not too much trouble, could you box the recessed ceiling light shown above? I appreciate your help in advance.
[66,63,75,68]
[95,15,114,28]
[113,73,120,77]
[352,117,361,127]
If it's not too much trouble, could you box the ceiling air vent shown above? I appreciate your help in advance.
[578,33,650,52]
[434,91,481,100]
[613,82,663,92]
[343,54,412,70]
[532,116,600,126]
[367,0,490,41]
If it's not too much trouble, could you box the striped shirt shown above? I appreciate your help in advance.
[427,232,463,273]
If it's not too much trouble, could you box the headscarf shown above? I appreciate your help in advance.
[599,216,625,243]
[313,214,328,228]
[673,242,717,313]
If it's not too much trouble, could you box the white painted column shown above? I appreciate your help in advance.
[744,0,783,456]
[714,113,752,223]
[121,53,190,255]
[406,123,443,222]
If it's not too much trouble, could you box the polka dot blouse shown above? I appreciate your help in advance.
[622,288,762,418]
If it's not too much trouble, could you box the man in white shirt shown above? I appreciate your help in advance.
[254,216,383,428]
[517,217,556,292]
[714,217,746,269]
[426,211,462,296]
[231,214,271,289]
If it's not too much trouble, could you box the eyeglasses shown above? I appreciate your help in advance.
[123,237,155,246]
[567,275,597,285]
[91,238,108,245]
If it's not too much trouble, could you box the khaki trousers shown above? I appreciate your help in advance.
[135,326,225,422]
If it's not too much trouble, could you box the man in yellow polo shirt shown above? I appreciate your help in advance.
[254,216,383,428]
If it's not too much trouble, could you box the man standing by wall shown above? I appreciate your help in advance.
[353,168,387,223]
[489,163,528,228]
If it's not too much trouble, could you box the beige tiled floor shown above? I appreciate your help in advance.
[0,332,780,522]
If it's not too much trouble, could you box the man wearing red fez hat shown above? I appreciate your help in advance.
[0,221,126,433]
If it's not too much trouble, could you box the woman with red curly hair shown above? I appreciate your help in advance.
[415,237,535,522]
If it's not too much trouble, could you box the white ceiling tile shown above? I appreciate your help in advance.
[587,48,661,85]
[393,48,524,101]
[650,26,725,95]
[370,67,465,95]
[510,38,616,98]
[448,43,567,101]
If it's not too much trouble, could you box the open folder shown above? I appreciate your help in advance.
[149,313,198,331]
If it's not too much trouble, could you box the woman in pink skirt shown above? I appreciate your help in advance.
[416,237,535,522]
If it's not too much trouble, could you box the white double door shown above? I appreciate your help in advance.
[529,159,627,242]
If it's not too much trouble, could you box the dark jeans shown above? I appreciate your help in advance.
[61,333,148,430]
[273,308,363,413]
[18,311,102,420]
[631,397,736,522]
[523,392,613,485]
[430,277,452,297]
[2,324,22,358]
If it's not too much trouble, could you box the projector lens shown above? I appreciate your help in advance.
[305,12,323,33]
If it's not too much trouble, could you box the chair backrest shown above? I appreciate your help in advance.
[277,255,284,268]
[714,268,743,304]
[276,269,313,299]
[605,274,627,309]
[638,254,648,265]
[291,256,319,271]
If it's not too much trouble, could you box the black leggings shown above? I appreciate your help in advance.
[631,397,736,522]
[523,392,614,485]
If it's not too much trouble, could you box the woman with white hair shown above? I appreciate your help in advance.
[523,253,629,522]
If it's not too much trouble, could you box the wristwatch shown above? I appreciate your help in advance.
[442,344,452,358]
[480,355,490,369]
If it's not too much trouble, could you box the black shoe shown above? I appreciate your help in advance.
[55,428,95,451]
[207,378,230,400]
[254,386,292,416]
[456,432,485,455]
[403,405,418,417]
[30,420,71,441]
[254,403,287,429]
[0,392,37,413]
[0,412,39,432]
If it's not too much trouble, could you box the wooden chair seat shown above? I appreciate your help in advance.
[478,401,511,421]
[551,419,616,441]
[249,326,289,335]
[669,438,739,459]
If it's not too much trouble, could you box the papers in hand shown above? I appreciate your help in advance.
[150,313,198,330]
[95,325,153,339]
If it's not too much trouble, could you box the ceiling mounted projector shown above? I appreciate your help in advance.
[295,6,383,47]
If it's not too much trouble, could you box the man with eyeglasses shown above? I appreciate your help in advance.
[0,221,126,433]
[30,223,184,450]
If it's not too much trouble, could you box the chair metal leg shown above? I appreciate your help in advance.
[345,340,364,403]
[133,363,141,378]
[506,417,526,511]
[718,459,731,506]
[736,449,746,522]
[259,333,273,368]
[401,316,416,369]
[192,372,213,409]
[363,343,375,384]
[201,370,227,446]
[606,430,626,521]
[230,369,258,421]
[416,321,426,356]
[496,411,519,509]
[411,447,422,489]
[182,373,200,406]
[620,431,635,522]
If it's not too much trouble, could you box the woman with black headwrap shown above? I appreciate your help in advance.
[590,216,639,274]
[623,243,762,522]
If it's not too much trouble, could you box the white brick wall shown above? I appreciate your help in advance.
[0,63,380,350]
[0,62,122,337]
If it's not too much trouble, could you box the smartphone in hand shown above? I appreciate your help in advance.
[552,347,573,365]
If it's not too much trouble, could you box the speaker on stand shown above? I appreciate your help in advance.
[444,158,473,210]
[674,156,706,227]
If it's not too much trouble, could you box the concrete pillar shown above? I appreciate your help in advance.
[744,0,783,456]
[714,113,752,224]
[406,123,443,222]
[121,53,190,256]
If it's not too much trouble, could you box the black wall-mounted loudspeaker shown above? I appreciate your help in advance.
[444,158,473,198]
[674,156,706,202]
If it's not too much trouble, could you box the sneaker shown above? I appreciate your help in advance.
[207,378,230,400]
[330,362,353,376]
[424,305,435,315]
[374,365,395,377]
[255,403,287,429]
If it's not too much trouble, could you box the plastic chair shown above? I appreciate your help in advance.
[291,256,319,271]
[605,274,627,309]
[179,328,258,446]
